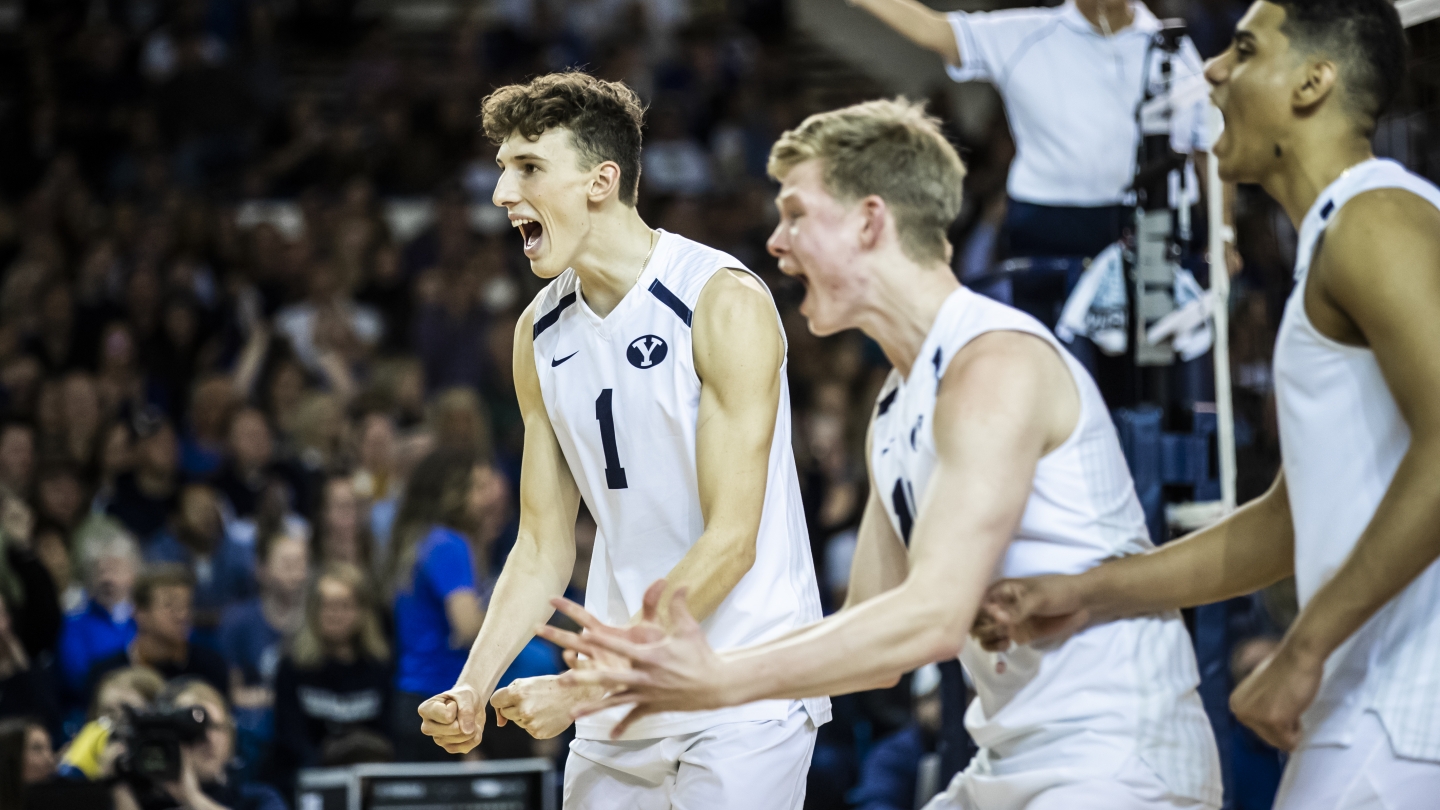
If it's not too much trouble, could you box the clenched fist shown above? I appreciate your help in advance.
[417,684,486,754]
[491,675,603,739]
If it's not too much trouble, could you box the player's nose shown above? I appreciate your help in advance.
[1204,51,1230,89]
[493,170,520,208]
[766,220,788,260]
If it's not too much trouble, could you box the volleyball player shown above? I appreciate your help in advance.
[412,73,828,808]
[541,98,1221,810]
[969,1,1440,806]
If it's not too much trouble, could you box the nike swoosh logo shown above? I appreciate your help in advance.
[551,351,579,367]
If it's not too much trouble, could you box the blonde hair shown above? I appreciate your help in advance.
[767,98,966,264]
[90,666,166,720]
[291,562,390,669]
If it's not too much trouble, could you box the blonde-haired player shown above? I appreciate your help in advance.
[542,98,1222,810]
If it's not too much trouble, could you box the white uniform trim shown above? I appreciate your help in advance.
[531,230,830,741]
[946,1,1210,206]
[870,287,1220,808]
[1273,158,1440,761]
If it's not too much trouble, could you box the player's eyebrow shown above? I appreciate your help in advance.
[1233,30,1258,47]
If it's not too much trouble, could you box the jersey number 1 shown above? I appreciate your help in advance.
[595,389,628,489]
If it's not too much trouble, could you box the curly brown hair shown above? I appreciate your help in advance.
[481,72,647,206]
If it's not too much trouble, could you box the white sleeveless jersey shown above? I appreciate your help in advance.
[1274,158,1440,761]
[530,230,830,741]
[870,287,1220,806]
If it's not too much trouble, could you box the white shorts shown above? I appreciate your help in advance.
[562,703,816,810]
[1273,711,1440,810]
[924,749,1213,810]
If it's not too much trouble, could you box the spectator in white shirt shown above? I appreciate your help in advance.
[853,0,1229,290]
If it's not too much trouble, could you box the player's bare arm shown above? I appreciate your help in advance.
[645,268,786,626]
[727,416,909,660]
[1229,189,1440,751]
[975,471,1294,651]
[843,418,910,610]
[417,297,582,753]
[540,330,1078,732]
[850,0,960,65]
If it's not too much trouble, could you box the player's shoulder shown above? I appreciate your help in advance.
[522,271,583,341]
[1331,186,1440,241]
[516,288,543,345]
[657,232,746,281]
[948,329,1058,380]
[697,267,770,313]
[1324,187,1440,279]
[940,328,1069,415]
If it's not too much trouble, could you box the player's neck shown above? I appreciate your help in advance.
[1260,124,1375,228]
[570,207,657,319]
[857,255,960,379]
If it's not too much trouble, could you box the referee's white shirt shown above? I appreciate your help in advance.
[947,1,1211,207]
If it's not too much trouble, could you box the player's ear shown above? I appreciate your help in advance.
[588,160,624,204]
[1292,56,1338,114]
[857,195,889,252]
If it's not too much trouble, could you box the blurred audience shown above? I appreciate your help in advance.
[220,525,310,711]
[0,717,56,810]
[849,664,945,810]
[102,409,181,542]
[113,678,287,810]
[273,562,391,794]
[147,484,257,640]
[58,529,141,708]
[0,496,61,660]
[0,599,57,735]
[89,563,228,696]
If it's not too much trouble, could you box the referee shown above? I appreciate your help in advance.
[853,0,1233,312]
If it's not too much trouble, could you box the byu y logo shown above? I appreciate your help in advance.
[627,335,669,369]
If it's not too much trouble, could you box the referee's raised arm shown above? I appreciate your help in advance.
[850,0,961,65]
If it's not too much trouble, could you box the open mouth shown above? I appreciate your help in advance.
[513,218,544,254]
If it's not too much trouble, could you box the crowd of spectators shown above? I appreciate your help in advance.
[0,0,1377,807]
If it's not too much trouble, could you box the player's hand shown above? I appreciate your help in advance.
[537,580,734,738]
[972,575,1091,652]
[1229,642,1321,752]
[491,675,597,739]
[417,683,486,754]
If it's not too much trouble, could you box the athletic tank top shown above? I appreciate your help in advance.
[1274,158,1440,760]
[530,230,830,740]
[870,286,1220,805]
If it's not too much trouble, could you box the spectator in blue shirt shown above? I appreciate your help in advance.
[387,449,486,762]
[57,530,140,708]
[87,564,229,699]
[147,484,257,646]
[387,448,558,761]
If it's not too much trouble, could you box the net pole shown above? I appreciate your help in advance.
[1207,104,1239,513]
